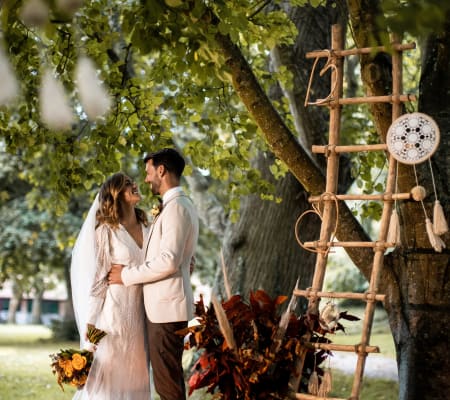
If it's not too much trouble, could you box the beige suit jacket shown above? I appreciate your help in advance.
[121,190,199,323]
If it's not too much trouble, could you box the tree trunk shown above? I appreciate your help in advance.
[216,1,354,302]
[348,1,450,398]
[7,281,22,324]
[218,151,317,302]
[31,290,43,324]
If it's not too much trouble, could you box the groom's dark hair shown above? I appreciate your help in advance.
[143,148,185,178]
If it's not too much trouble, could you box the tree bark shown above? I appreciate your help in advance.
[217,151,318,302]
[7,280,22,324]
[348,1,450,398]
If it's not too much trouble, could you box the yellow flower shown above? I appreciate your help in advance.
[72,353,87,371]
[62,360,74,377]
[151,203,162,218]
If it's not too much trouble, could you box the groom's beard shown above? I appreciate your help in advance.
[150,182,161,196]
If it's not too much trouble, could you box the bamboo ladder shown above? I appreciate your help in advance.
[292,24,416,400]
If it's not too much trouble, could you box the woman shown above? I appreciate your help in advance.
[71,172,151,399]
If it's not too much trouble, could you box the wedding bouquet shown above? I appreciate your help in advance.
[50,324,107,391]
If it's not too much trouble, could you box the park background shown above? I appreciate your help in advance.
[1,1,449,399]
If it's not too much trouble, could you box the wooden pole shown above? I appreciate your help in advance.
[350,33,404,398]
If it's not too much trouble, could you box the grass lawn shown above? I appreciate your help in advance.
[0,324,77,400]
[0,322,398,400]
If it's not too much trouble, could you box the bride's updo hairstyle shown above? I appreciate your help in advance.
[96,172,148,228]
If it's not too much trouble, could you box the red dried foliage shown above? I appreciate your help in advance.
[180,291,358,399]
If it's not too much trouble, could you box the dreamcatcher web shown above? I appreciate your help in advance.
[386,112,440,165]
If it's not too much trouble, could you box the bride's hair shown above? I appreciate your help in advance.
[96,172,148,228]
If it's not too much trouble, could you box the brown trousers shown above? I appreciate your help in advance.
[147,320,187,400]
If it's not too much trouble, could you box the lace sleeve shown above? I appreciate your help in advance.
[85,224,113,327]
[90,224,112,298]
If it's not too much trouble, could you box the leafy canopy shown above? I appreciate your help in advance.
[0,0,298,217]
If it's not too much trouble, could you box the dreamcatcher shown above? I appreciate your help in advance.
[386,112,448,251]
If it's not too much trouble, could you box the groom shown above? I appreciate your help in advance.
[108,148,199,400]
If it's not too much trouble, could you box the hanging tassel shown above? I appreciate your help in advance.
[0,48,19,105]
[433,200,448,236]
[39,69,74,131]
[425,218,446,252]
[387,208,401,246]
[75,57,111,121]
[318,368,333,397]
[19,0,49,28]
[307,370,319,395]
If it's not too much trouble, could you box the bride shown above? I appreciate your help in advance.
[71,172,151,399]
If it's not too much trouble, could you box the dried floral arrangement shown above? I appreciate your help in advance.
[181,290,359,399]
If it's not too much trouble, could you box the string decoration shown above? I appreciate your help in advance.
[318,367,333,397]
[19,0,49,29]
[0,48,19,106]
[304,50,338,107]
[1,0,112,129]
[387,162,401,246]
[386,113,446,252]
[307,370,319,395]
[39,69,74,131]
[428,159,448,236]
[294,193,339,255]
[75,56,112,121]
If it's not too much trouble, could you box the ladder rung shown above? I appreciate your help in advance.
[303,341,380,354]
[308,193,411,202]
[295,393,347,400]
[313,94,416,106]
[302,241,394,249]
[312,143,387,153]
[306,42,416,59]
[293,289,385,302]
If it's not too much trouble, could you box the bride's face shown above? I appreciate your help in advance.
[121,177,141,206]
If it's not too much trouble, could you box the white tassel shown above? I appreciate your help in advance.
[308,371,319,395]
[75,57,111,121]
[318,368,332,397]
[0,49,19,105]
[387,208,401,246]
[425,217,446,252]
[19,0,49,28]
[56,0,83,16]
[39,70,74,131]
[433,200,448,236]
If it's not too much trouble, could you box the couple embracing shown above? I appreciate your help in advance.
[71,148,199,400]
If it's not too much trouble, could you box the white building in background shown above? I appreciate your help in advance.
[0,280,68,325]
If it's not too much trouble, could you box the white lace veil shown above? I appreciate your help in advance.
[71,193,99,349]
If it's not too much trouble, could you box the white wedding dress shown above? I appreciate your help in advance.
[73,222,151,400]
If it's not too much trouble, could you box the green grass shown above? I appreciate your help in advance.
[0,324,77,400]
[0,321,398,400]
[333,304,396,358]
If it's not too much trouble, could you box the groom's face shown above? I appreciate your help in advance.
[145,160,162,195]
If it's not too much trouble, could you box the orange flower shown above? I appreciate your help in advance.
[62,360,74,377]
[72,353,87,370]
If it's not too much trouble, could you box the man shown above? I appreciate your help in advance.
[108,148,199,400]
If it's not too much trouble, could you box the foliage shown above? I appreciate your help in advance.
[0,0,298,216]
[182,290,359,399]
[325,257,368,297]
[50,318,79,342]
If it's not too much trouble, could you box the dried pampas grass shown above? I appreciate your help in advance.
[0,49,19,105]
[75,57,111,121]
[39,70,74,131]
